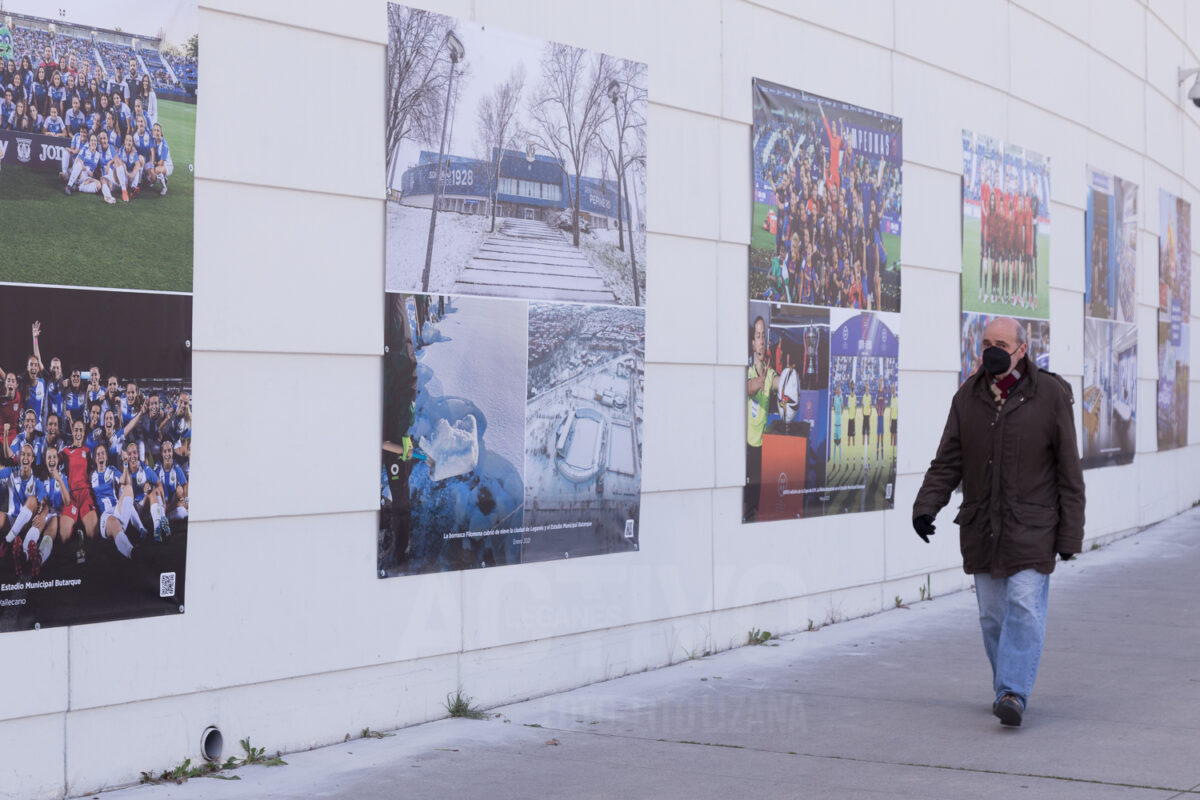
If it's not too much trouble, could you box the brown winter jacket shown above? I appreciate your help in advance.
[913,359,1086,577]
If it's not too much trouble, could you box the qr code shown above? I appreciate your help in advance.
[623,520,635,539]
[159,572,177,598]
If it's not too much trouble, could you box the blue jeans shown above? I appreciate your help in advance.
[974,569,1050,708]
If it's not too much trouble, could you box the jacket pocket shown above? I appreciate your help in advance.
[1003,501,1058,564]
[954,501,990,568]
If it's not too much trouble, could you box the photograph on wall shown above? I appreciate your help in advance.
[959,312,1050,385]
[1082,318,1137,468]
[1082,168,1137,468]
[385,3,646,307]
[0,1,198,293]
[751,79,902,312]
[522,302,642,559]
[960,130,1050,320]
[0,285,191,633]
[745,78,901,524]
[380,294,528,576]
[1157,190,1191,451]
[744,301,830,522]
[824,308,898,515]
[381,4,645,576]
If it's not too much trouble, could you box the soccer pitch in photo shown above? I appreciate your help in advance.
[960,216,1050,320]
[0,99,196,293]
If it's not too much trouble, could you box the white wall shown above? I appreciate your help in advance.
[4,1,1200,797]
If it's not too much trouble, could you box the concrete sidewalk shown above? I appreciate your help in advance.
[94,510,1200,799]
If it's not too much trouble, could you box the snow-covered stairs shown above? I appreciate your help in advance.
[452,218,617,304]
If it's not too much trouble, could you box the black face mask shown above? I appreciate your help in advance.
[981,346,1012,376]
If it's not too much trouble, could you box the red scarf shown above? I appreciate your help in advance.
[992,368,1023,402]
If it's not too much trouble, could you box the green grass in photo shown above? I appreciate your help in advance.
[751,201,902,303]
[0,99,196,293]
[960,216,1050,320]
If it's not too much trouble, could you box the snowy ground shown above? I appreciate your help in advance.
[393,295,530,572]
[608,422,635,475]
[578,228,647,307]
[386,203,491,293]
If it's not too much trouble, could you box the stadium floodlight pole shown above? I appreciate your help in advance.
[608,79,639,307]
[420,30,465,293]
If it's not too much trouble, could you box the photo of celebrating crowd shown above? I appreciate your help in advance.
[0,285,191,633]
[385,3,646,307]
[751,80,902,312]
[1157,190,1191,451]
[961,131,1051,319]
[823,309,898,515]
[743,301,830,523]
[0,2,197,293]
[959,312,1050,385]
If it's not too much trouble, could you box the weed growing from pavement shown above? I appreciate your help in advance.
[140,737,286,785]
[446,689,490,719]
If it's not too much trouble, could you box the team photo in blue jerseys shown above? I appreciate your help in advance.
[0,3,196,293]
[0,287,192,632]
[0,3,196,632]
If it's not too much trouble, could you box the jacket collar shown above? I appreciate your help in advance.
[970,356,1038,403]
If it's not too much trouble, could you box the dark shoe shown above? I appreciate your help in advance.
[11,536,24,578]
[993,694,1023,727]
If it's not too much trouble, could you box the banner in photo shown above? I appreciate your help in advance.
[0,3,196,632]
[385,3,646,308]
[381,5,646,576]
[1082,168,1137,468]
[0,286,191,633]
[1157,190,1191,451]
[745,79,901,524]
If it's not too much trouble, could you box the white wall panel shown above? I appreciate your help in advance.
[194,182,383,355]
[645,236,717,365]
[895,0,1010,89]
[197,10,384,197]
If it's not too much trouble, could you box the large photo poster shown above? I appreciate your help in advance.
[1157,190,1191,451]
[746,79,901,523]
[0,1,196,632]
[381,4,646,576]
[960,131,1051,378]
[1082,168,1137,468]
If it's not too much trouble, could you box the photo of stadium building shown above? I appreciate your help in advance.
[396,148,627,229]
[385,4,646,306]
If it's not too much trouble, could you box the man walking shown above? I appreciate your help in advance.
[913,316,1085,727]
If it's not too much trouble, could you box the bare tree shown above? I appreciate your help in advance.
[528,44,614,246]
[597,60,647,252]
[385,6,458,189]
[475,65,525,233]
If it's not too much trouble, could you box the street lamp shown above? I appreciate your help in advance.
[420,30,466,293]
[607,79,639,306]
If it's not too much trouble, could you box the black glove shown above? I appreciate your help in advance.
[1059,552,1074,562]
[913,515,935,543]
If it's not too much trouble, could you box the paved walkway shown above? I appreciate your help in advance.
[452,218,617,304]
[94,509,1200,799]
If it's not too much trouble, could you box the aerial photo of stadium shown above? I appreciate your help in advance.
[522,301,643,561]
[0,1,197,292]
